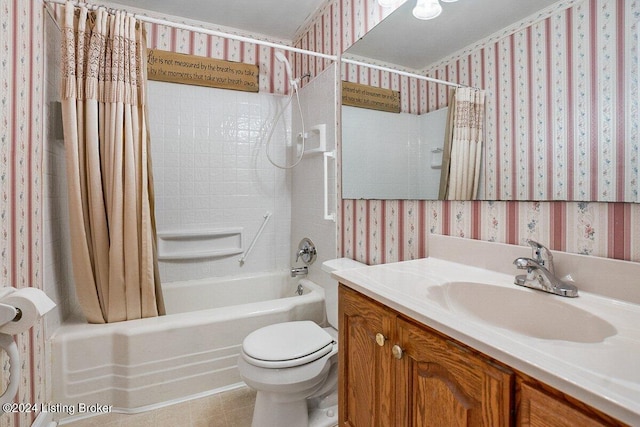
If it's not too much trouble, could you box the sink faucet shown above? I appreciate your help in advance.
[527,239,555,274]
[513,240,578,297]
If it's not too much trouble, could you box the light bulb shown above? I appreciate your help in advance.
[412,0,442,20]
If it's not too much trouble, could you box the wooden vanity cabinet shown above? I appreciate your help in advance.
[339,285,626,427]
[516,379,625,427]
[395,316,512,426]
[338,283,395,426]
[339,285,513,426]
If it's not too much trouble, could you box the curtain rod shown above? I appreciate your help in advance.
[342,58,479,90]
[43,0,338,62]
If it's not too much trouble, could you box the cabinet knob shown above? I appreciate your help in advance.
[392,345,403,360]
[375,333,387,347]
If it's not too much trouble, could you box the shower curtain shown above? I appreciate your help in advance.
[438,87,486,200]
[60,2,164,323]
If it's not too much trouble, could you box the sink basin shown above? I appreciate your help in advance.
[436,282,617,343]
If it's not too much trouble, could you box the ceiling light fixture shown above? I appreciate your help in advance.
[377,0,459,20]
[412,0,442,20]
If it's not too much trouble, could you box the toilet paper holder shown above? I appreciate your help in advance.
[0,287,55,405]
[0,287,22,327]
[0,302,21,327]
[0,288,23,406]
[0,294,20,407]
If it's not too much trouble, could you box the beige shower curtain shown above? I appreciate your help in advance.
[60,2,164,323]
[438,87,486,200]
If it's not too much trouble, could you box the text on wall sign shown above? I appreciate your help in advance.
[342,81,400,113]
[147,49,259,92]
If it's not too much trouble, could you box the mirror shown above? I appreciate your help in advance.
[341,0,639,202]
[342,105,447,199]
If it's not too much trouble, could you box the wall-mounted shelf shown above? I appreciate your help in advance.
[298,124,327,154]
[157,228,243,260]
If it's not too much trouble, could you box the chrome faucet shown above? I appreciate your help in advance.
[527,239,555,274]
[513,240,578,297]
[290,266,308,277]
[296,238,317,264]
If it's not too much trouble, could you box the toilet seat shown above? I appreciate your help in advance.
[242,321,335,369]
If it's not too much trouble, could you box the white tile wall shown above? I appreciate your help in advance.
[342,107,413,199]
[43,14,77,335]
[290,65,338,294]
[417,107,448,199]
[42,49,324,319]
[342,106,446,200]
[148,82,293,282]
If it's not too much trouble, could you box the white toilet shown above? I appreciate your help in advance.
[237,258,365,427]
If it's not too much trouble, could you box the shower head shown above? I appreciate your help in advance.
[275,51,295,88]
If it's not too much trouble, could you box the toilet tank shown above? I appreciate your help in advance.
[321,258,367,328]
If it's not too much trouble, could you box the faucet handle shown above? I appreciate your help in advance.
[526,240,554,273]
[296,237,317,265]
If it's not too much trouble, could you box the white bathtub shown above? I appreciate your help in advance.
[50,271,325,418]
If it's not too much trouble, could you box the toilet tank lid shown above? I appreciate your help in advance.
[321,258,367,273]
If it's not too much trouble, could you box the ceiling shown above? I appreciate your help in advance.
[104,0,562,69]
[345,0,561,71]
[106,0,328,42]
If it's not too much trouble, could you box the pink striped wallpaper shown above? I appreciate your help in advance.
[0,1,638,426]
[294,0,640,264]
[421,0,638,202]
[293,0,394,80]
[145,18,294,95]
[341,199,640,264]
[1,0,46,426]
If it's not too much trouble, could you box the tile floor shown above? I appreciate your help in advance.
[63,386,256,427]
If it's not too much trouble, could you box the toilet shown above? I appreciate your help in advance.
[237,258,366,427]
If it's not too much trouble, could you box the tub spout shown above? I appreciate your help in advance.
[290,266,308,277]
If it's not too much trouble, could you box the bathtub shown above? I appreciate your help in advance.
[50,271,325,418]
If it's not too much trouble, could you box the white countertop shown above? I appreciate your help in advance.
[333,256,640,425]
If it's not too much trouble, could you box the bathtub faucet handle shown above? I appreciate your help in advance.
[296,238,317,265]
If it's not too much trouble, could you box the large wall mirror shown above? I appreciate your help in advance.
[341,0,639,202]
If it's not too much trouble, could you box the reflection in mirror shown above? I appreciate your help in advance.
[342,105,447,199]
[341,0,639,202]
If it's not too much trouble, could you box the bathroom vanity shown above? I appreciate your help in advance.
[334,236,640,426]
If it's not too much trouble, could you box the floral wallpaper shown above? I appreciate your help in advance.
[294,0,640,264]
[340,199,640,265]
[0,1,638,426]
[0,0,46,426]
[421,0,638,202]
[145,16,296,95]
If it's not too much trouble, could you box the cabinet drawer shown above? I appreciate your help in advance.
[517,381,624,427]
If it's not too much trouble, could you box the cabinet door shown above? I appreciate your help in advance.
[339,285,395,427]
[517,381,621,427]
[395,317,513,427]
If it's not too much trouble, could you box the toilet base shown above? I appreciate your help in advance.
[309,402,338,427]
[250,391,338,427]
[251,391,309,427]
